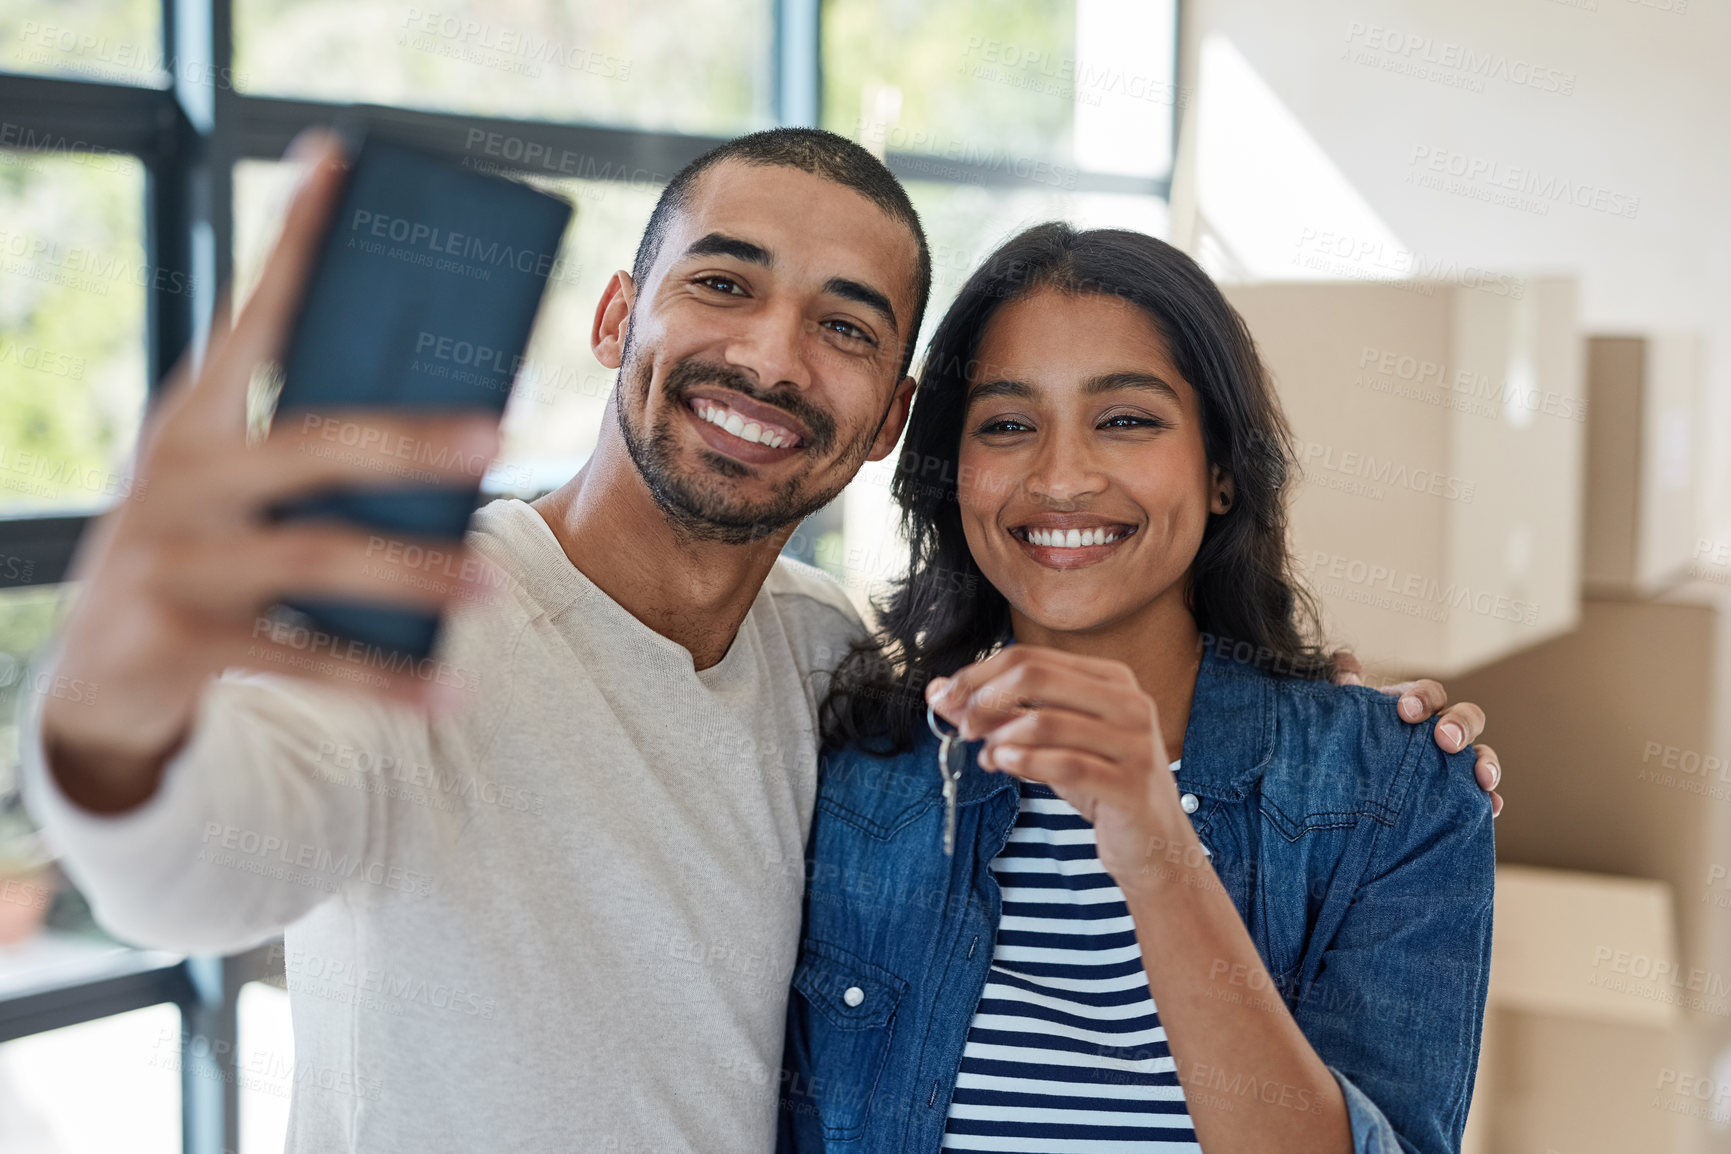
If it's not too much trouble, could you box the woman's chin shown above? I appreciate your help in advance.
[1007,596,1127,639]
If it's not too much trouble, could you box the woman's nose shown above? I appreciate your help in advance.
[1023,432,1107,505]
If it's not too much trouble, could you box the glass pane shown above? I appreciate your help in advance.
[0,1002,181,1153]
[907,180,1169,356]
[0,151,148,515]
[1,585,74,946]
[496,175,659,494]
[0,0,164,87]
[235,161,658,499]
[0,582,183,1154]
[825,0,1177,179]
[238,981,294,1154]
[234,0,772,136]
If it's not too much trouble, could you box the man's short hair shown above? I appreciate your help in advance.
[629,127,931,377]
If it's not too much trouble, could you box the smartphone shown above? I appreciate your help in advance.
[268,129,572,663]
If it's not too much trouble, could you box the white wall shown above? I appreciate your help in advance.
[1173,0,1731,552]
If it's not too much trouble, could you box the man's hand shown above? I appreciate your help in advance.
[39,131,501,815]
[1331,651,1503,817]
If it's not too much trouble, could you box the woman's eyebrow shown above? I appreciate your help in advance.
[1084,371,1181,402]
[966,378,1036,403]
[967,372,1181,405]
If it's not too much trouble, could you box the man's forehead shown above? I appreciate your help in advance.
[659,161,919,305]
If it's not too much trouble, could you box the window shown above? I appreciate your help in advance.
[826,0,1178,179]
[0,153,149,516]
[0,0,163,87]
[0,2,1177,1150]
[234,0,773,135]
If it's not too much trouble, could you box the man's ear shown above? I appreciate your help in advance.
[591,270,635,370]
[866,376,917,462]
[1210,464,1236,514]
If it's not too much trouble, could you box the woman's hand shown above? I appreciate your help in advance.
[926,644,1194,895]
[932,644,1358,1154]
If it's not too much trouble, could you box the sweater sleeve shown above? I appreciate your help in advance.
[16,639,436,955]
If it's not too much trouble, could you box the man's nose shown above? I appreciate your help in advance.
[722,301,812,392]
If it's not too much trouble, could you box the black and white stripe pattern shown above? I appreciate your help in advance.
[942,766,1200,1152]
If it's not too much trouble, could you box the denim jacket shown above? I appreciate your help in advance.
[779,641,1495,1154]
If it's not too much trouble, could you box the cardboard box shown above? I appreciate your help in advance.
[1464,865,1685,1154]
[1223,279,1584,678]
[1451,585,1731,1154]
[1582,334,1704,596]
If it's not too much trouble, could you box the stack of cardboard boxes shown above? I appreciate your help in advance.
[1230,279,1721,1152]
[1449,334,1727,1154]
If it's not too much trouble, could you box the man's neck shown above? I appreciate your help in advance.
[531,434,793,671]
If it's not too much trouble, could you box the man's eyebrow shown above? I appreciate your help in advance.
[679,232,773,266]
[823,277,899,337]
[674,236,899,337]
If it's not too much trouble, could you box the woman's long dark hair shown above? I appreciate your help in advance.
[821,222,1331,753]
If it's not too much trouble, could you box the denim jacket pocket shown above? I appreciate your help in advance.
[789,939,909,1142]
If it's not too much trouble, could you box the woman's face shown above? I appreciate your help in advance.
[956,288,1231,636]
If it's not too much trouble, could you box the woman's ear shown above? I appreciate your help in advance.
[1210,465,1236,514]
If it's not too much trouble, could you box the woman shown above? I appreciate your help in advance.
[779,224,1495,1153]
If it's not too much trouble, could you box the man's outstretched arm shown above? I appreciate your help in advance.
[38,131,495,813]
[23,132,497,950]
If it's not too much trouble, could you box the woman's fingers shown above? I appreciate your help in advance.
[930,646,1145,738]
[980,706,1160,775]
[986,743,1120,798]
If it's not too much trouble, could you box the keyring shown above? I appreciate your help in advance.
[927,701,958,740]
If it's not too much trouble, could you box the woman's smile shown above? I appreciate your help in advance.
[1007,517,1139,569]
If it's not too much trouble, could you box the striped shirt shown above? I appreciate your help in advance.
[941,763,1202,1152]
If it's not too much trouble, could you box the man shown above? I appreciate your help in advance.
[21,127,1497,1152]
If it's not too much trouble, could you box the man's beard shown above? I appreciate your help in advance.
[614,340,872,545]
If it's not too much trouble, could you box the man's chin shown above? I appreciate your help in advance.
[644,467,825,545]
[620,393,851,545]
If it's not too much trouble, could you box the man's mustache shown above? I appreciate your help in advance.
[661,358,837,454]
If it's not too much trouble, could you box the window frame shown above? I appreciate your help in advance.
[0,1,1179,1150]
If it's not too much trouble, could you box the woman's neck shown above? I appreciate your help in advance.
[1008,589,1202,763]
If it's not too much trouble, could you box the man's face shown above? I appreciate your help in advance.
[598,161,920,543]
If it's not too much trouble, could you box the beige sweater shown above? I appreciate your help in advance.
[20,498,866,1153]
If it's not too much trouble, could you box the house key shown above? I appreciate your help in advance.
[927,703,963,855]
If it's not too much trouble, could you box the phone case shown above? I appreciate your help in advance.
[269,131,572,663]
